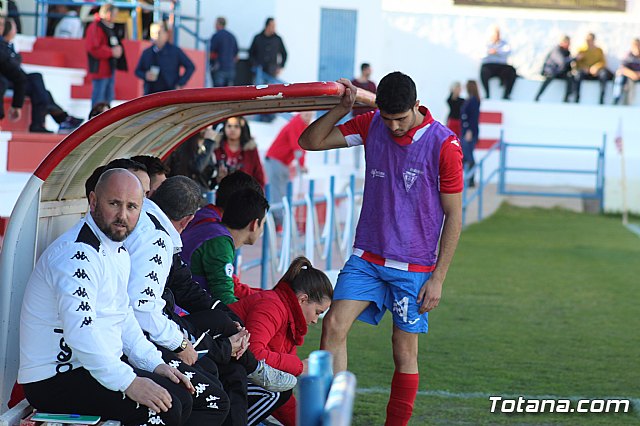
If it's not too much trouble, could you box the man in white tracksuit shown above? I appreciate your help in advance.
[18,169,199,425]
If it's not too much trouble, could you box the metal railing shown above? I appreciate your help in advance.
[33,0,202,44]
[498,134,606,212]
[238,174,361,290]
[462,133,503,227]
[460,130,607,226]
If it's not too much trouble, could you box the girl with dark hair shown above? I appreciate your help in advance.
[461,79,481,187]
[229,256,333,426]
[214,116,266,187]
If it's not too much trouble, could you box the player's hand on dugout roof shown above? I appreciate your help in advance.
[337,78,357,110]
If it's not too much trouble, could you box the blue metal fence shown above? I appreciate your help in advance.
[461,131,606,226]
[462,133,503,227]
[241,174,361,290]
[498,134,606,212]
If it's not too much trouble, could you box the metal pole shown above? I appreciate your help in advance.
[131,6,139,40]
[261,184,271,289]
[478,164,484,222]
[499,142,507,195]
[173,0,181,47]
[195,0,201,50]
[325,176,335,270]
[305,179,316,261]
[599,133,607,213]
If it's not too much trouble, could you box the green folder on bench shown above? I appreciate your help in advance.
[31,413,101,424]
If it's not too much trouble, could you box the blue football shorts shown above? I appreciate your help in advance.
[333,255,432,333]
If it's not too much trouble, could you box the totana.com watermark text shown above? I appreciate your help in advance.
[489,396,631,414]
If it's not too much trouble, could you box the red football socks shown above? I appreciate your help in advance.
[385,371,419,426]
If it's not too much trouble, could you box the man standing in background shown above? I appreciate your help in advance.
[85,4,127,107]
[209,17,238,87]
[135,21,194,95]
[249,17,287,84]
[351,63,377,116]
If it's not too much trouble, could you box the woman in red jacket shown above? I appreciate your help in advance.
[230,257,333,426]
[214,116,266,188]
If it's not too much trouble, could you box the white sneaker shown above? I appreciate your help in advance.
[247,360,297,392]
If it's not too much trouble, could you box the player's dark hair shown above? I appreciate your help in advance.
[221,188,269,230]
[376,71,417,114]
[281,256,333,303]
[150,176,202,221]
[215,171,263,209]
[360,63,370,72]
[131,155,171,176]
[85,165,106,199]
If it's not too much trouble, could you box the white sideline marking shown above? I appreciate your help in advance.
[625,224,640,238]
[357,387,640,415]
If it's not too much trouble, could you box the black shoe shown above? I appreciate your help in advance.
[58,116,84,134]
[29,125,53,133]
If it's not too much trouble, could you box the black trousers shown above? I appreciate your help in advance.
[23,367,192,426]
[535,73,573,101]
[24,73,67,128]
[572,68,613,104]
[157,346,230,425]
[480,63,517,99]
[175,309,289,425]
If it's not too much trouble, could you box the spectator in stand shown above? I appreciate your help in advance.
[461,80,481,187]
[535,35,573,102]
[480,26,517,100]
[249,17,287,84]
[85,4,127,107]
[181,187,269,305]
[612,38,640,105]
[572,32,613,104]
[350,63,377,116]
[213,116,266,188]
[446,81,464,139]
[230,256,334,426]
[135,21,194,95]
[88,102,110,120]
[0,15,26,129]
[264,111,314,227]
[1,18,83,133]
[165,127,217,194]
[131,155,170,196]
[209,16,238,87]
[53,5,83,39]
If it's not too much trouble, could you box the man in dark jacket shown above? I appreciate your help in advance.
[135,21,194,95]
[249,17,287,84]
[209,16,238,87]
[535,35,574,102]
[1,17,82,133]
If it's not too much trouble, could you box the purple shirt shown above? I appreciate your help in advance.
[354,112,455,267]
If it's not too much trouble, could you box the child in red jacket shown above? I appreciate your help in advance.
[230,257,333,426]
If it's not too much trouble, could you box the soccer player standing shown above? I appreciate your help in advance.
[299,72,463,425]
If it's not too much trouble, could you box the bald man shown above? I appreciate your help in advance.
[19,169,197,425]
